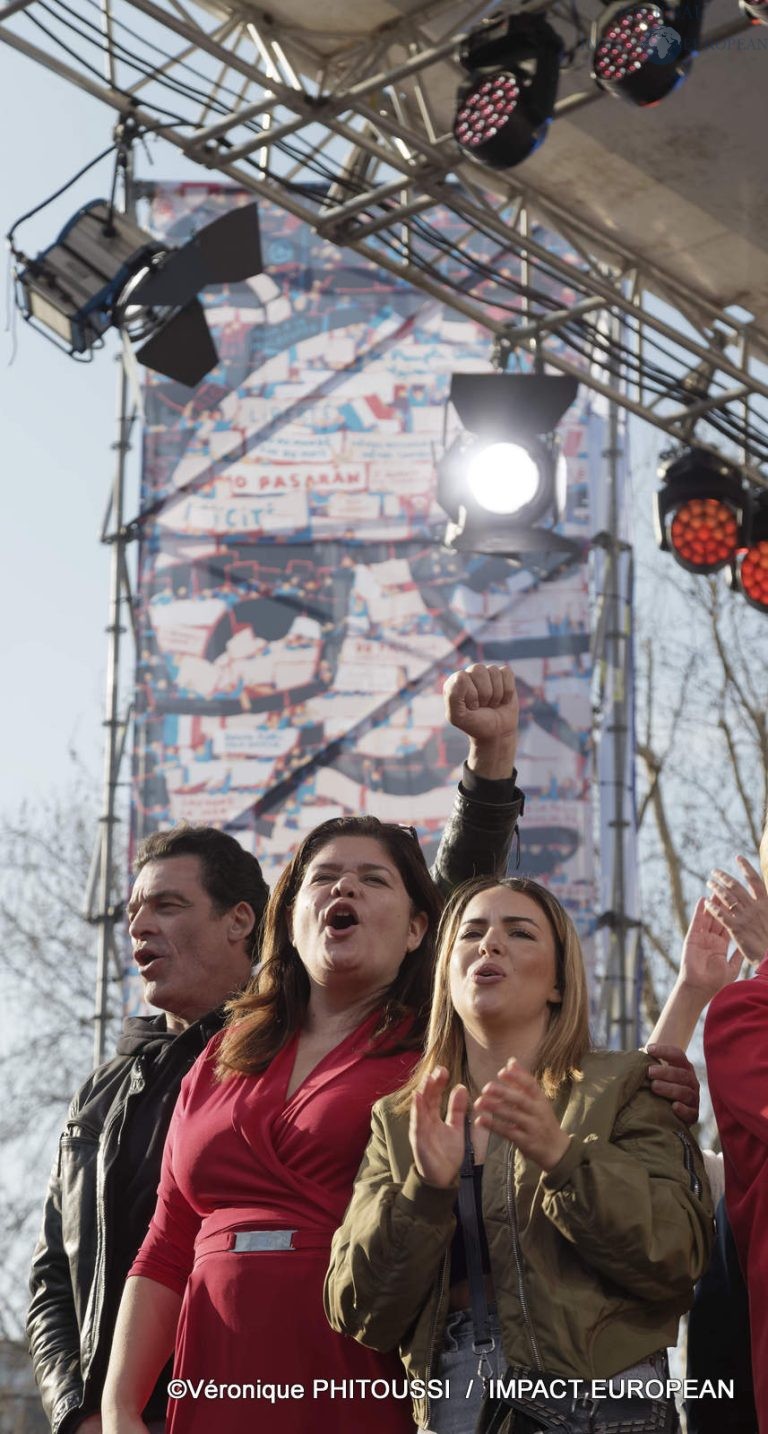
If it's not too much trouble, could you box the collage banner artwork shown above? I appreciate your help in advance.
[130,183,626,1016]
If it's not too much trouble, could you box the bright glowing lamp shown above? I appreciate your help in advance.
[437,372,580,556]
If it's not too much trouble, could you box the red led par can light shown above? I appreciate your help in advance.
[591,0,700,106]
[593,4,664,84]
[454,72,522,154]
[733,494,768,611]
[739,541,768,611]
[454,14,563,168]
[669,498,740,572]
[655,451,747,575]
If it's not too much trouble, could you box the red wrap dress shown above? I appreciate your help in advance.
[130,1013,418,1432]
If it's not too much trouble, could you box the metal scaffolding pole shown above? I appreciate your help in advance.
[93,360,132,1066]
[596,316,639,1050]
[92,130,136,1067]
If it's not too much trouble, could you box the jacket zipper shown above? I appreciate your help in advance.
[677,1130,702,1197]
[505,1143,543,1371]
[424,1252,449,1427]
[81,1058,146,1373]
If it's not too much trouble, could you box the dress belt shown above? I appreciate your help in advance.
[194,1207,335,1259]
[196,1227,333,1255]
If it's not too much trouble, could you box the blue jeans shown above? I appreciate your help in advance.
[426,1316,676,1434]
[427,1308,504,1434]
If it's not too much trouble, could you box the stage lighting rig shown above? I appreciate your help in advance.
[592,0,701,105]
[733,492,768,612]
[437,372,580,557]
[654,449,747,574]
[453,14,564,168]
[12,199,262,388]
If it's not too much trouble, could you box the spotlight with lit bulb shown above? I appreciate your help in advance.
[437,372,580,557]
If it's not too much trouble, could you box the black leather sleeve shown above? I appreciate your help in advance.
[27,1089,96,1434]
[431,762,525,900]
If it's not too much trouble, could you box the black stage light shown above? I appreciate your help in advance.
[733,492,768,613]
[14,201,262,387]
[454,14,564,168]
[654,449,747,574]
[740,0,768,22]
[437,372,580,556]
[592,0,701,105]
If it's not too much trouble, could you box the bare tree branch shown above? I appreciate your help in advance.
[0,773,124,1339]
[718,714,762,851]
[637,742,690,939]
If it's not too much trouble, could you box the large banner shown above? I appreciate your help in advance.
[130,184,616,1013]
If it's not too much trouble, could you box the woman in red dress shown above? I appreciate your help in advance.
[101,814,444,1434]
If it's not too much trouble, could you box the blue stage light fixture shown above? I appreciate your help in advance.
[14,200,262,388]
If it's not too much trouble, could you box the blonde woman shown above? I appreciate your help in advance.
[325,876,713,1434]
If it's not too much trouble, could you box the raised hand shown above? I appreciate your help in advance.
[473,1059,570,1172]
[706,857,768,967]
[679,897,742,999]
[644,1044,700,1125]
[443,664,518,779]
[409,1067,468,1189]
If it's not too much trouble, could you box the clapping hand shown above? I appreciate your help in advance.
[473,1059,571,1172]
[409,1068,469,1189]
[678,897,742,1000]
[706,857,768,967]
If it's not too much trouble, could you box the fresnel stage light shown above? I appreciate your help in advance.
[592,0,701,105]
[13,200,262,388]
[437,372,580,556]
[654,449,747,574]
[454,14,564,168]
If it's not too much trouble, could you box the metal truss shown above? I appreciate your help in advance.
[3,0,768,484]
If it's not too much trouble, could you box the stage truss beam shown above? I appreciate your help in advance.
[2,0,768,481]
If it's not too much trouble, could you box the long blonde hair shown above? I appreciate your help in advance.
[397,876,591,1110]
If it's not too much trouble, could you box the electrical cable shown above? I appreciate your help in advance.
[33,0,234,113]
[13,2,768,457]
[22,8,196,126]
[7,141,116,251]
[65,0,256,104]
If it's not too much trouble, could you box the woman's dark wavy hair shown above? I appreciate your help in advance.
[216,816,443,1078]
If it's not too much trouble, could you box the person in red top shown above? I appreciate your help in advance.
[704,821,768,1434]
[102,811,444,1434]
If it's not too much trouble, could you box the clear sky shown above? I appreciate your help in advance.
[0,42,203,813]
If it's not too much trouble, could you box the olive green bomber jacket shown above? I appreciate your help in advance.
[325,1049,714,1429]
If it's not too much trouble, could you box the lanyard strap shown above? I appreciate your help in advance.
[457,1120,496,1381]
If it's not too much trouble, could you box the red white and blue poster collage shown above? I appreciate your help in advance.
[129,183,620,1010]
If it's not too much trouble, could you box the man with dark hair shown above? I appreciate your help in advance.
[133,825,270,958]
[28,826,270,1434]
[27,664,525,1434]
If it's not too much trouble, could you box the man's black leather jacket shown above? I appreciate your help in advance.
[27,765,524,1433]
